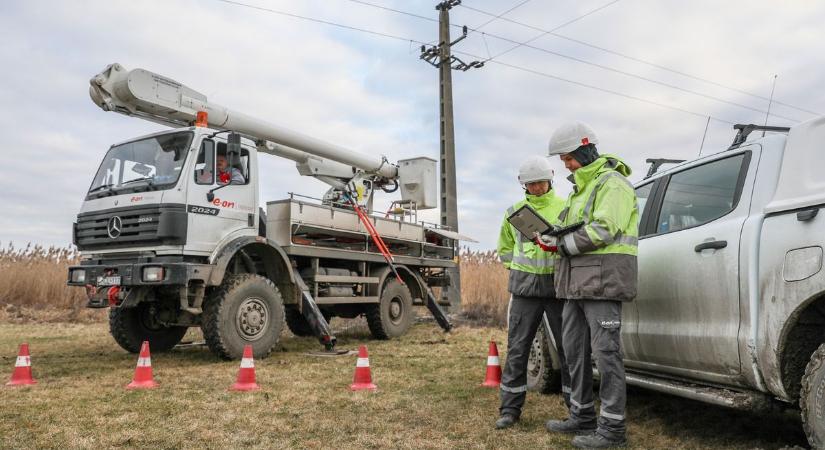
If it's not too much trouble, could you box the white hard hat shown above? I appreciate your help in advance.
[518,156,555,184]
[548,121,599,155]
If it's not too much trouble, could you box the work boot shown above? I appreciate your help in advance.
[495,414,519,429]
[546,418,597,434]
[571,431,627,448]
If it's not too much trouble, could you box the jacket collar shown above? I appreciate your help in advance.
[525,189,557,208]
[568,154,631,192]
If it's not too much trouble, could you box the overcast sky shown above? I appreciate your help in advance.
[1,0,823,251]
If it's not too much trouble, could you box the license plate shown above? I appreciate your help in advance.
[97,276,122,286]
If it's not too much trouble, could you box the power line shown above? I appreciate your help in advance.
[210,0,740,125]
[458,3,822,116]
[470,0,532,32]
[486,0,622,60]
[344,0,800,122]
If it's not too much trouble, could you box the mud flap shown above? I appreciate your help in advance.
[295,276,337,350]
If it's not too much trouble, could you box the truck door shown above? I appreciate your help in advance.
[628,151,754,380]
[186,137,257,253]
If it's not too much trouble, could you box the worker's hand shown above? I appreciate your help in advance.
[533,233,558,253]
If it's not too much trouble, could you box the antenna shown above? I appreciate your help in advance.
[762,75,778,137]
[698,116,711,156]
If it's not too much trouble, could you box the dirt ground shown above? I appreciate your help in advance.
[0,321,809,449]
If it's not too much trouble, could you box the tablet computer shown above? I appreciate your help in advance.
[506,205,553,240]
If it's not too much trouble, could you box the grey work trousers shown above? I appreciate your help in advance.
[563,299,626,440]
[499,295,570,418]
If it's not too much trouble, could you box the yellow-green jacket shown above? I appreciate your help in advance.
[498,189,565,298]
[555,154,639,301]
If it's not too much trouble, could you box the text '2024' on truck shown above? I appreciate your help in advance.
[528,119,825,446]
[67,63,464,361]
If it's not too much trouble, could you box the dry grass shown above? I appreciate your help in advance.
[0,322,807,449]
[0,243,509,326]
[0,243,105,324]
[459,249,508,327]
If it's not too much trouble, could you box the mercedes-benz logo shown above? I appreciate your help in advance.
[107,216,122,239]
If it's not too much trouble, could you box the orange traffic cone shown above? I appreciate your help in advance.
[350,345,377,391]
[127,341,158,389]
[230,345,260,391]
[6,343,37,386]
[480,340,502,388]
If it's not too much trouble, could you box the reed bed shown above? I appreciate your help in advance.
[0,242,510,325]
[0,242,102,323]
[458,248,509,327]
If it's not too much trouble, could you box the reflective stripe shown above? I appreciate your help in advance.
[15,356,31,367]
[600,409,625,421]
[589,221,614,244]
[500,384,528,394]
[570,398,594,410]
[487,356,500,366]
[137,357,151,367]
[559,207,570,222]
[562,385,571,394]
[582,172,622,219]
[506,206,517,216]
[615,235,638,247]
[240,358,255,369]
[356,358,370,368]
[499,252,513,263]
[512,255,555,268]
[563,233,581,256]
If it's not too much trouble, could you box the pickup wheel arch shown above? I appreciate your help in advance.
[777,293,825,401]
[209,237,299,305]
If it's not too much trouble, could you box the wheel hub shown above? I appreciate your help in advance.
[389,297,403,324]
[236,297,268,341]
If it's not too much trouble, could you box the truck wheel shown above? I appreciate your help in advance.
[801,342,825,447]
[201,274,285,360]
[109,303,188,353]
[285,307,332,337]
[527,325,562,394]
[366,278,413,339]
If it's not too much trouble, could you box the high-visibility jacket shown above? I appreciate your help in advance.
[498,189,565,298]
[555,154,639,302]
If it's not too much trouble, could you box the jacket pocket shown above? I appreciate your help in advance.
[569,256,603,298]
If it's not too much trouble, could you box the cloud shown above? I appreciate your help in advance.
[0,0,823,251]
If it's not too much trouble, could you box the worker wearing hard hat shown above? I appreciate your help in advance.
[494,156,570,430]
[540,122,638,448]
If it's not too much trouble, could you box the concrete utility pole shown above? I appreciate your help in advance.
[420,0,484,312]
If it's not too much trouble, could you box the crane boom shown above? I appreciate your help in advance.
[88,63,398,179]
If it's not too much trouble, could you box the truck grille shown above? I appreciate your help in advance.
[74,204,187,250]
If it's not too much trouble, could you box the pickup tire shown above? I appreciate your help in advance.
[109,303,188,353]
[366,278,413,339]
[285,307,332,337]
[201,274,285,360]
[527,325,562,394]
[800,342,825,447]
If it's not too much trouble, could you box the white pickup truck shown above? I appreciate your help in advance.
[528,118,825,447]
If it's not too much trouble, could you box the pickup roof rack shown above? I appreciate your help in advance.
[644,158,686,178]
[729,124,791,149]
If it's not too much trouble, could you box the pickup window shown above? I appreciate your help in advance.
[654,153,749,234]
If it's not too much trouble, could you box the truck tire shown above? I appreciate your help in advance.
[109,303,188,353]
[366,278,413,339]
[201,274,285,360]
[800,342,825,447]
[527,325,562,394]
[285,307,332,337]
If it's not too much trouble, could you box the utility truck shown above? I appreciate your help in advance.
[528,119,825,447]
[67,63,462,360]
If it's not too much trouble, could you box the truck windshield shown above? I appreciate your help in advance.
[87,132,193,198]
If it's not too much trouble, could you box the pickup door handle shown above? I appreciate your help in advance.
[695,240,727,252]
